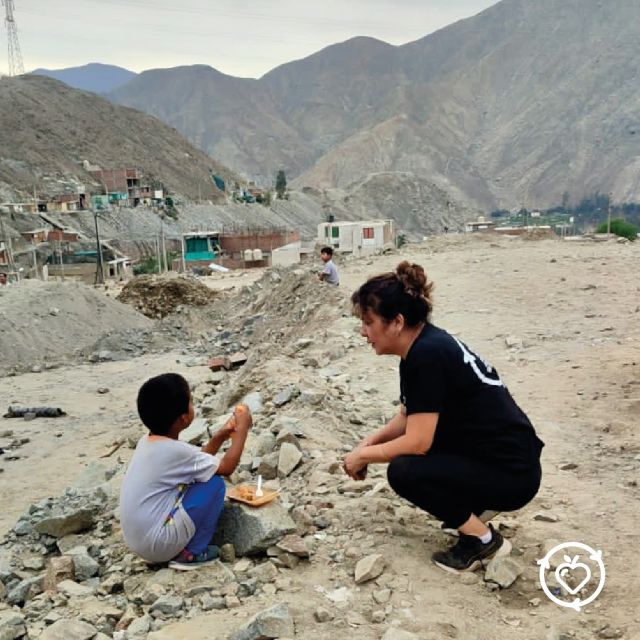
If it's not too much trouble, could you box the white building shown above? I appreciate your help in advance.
[317,219,395,256]
[271,241,301,267]
[465,216,496,233]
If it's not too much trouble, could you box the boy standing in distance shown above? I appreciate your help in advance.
[318,246,339,286]
[119,373,252,570]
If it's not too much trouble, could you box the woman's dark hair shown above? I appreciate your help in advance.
[351,261,434,326]
[137,373,190,435]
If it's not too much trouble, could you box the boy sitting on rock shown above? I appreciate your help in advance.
[119,373,252,570]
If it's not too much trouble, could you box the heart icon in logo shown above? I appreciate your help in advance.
[555,555,592,596]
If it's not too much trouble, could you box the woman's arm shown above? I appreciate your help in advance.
[361,408,408,446]
[344,413,438,477]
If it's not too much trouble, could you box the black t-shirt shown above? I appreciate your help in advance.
[400,323,544,471]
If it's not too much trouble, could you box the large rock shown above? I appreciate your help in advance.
[40,619,97,640]
[6,576,42,605]
[67,547,99,581]
[354,554,386,584]
[179,417,216,445]
[33,509,95,538]
[484,556,523,588]
[72,461,118,490]
[43,556,75,591]
[0,611,26,640]
[277,443,302,478]
[213,502,296,555]
[257,452,279,480]
[253,432,276,457]
[229,603,294,640]
[56,579,95,598]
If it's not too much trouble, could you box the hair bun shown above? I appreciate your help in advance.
[396,261,432,299]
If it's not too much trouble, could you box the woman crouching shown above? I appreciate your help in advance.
[343,261,544,573]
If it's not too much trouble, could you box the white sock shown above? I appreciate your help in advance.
[479,529,492,544]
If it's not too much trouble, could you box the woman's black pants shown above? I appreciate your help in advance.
[387,452,542,529]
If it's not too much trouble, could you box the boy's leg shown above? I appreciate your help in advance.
[181,474,226,555]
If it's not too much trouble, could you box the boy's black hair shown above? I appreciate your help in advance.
[320,246,333,257]
[137,373,190,435]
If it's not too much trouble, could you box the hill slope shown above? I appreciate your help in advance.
[0,75,239,202]
[109,0,640,210]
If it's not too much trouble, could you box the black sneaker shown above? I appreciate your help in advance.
[440,510,502,537]
[432,524,511,573]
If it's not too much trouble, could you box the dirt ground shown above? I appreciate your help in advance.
[1,234,638,639]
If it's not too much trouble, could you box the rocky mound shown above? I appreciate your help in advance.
[117,275,218,319]
[0,281,152,376]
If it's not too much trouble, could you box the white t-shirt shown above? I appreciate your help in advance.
[322,259,339,285]
[119,436,220,562]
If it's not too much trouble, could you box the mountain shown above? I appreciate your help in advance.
[108,0,640,210]
[0,75,239,202]
[32,63,137,94]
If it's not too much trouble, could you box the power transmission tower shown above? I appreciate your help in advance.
[2,0,25,76]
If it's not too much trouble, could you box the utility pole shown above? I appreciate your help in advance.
[155,237,162,274]
[31,244,37,278]
[160,219,167,272]
[0,212,16,277]
[58,240,65,281]
[2,0,25,76]
[93,210,104,284]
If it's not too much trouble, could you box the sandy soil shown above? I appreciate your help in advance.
[2,234,638,639]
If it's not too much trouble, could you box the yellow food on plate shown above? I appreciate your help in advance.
[235,486,256,501]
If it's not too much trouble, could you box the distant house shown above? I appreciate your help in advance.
[49,194,83,212]
[181,232,221,270]
[317,219,395,255]
[0,202,38,214]
[89,167,158,206]
[47,229,80,243]
[21,228,48,244]
[465,216,497,233]
[180,229,300,270]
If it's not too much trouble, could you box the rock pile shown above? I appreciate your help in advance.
[117,275,218,319]
[0,281,152,375]
[0,459,309,639]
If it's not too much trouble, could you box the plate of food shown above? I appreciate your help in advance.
[227,484,279,507]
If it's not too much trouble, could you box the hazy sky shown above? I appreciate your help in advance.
[7,0,497,78]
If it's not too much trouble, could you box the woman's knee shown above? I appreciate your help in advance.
[387,456,415,494]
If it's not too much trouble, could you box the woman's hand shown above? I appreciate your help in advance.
[358,435,374,448]
[343,447,368,480]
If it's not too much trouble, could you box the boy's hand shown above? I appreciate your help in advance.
[218,415,237,439]
[232,404,253,435]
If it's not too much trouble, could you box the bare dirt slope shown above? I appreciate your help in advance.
[0,75,239,202]
[1,235,638,639]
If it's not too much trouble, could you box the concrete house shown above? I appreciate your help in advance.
[317,219,395,255]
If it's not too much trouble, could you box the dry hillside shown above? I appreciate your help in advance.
[109,0,640,211]
[0,75,240,202]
